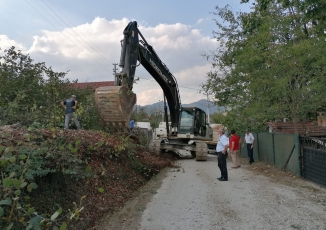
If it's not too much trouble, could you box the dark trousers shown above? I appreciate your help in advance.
[247,143,254,163]
[218,152,228,179]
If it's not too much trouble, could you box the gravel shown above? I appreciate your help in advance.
[138,154,326,230]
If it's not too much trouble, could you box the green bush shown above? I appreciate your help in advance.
[0,133,87,229]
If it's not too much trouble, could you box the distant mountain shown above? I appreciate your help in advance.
[183,99,226,114]
[135,99,226,115]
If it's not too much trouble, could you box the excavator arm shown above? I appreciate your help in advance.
[95,21,213,161]
[96,21,181,131]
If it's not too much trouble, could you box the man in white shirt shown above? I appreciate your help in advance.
[216,128,229,181]
[243,129,255,164]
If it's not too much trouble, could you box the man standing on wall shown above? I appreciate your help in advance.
[60,95,81,130]
[216,128,229,181]
[243,129,255,164]
[230,130,241,168]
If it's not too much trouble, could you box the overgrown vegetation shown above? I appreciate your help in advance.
[0,47,176,229]
[203,0,326,133]
[0,126,175,229]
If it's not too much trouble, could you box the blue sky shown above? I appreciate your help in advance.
[0,0,251,105]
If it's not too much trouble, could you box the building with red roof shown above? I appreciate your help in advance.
[267,118,326,137]
[70,81,114,90]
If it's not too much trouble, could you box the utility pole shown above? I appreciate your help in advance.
[203,92,210,124]
[159,100,164,122]
[113,63,119,85]
[206,94,210,124]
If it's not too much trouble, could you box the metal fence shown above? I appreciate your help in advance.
[238,132,326,187]
[300,137,326,187]
[240,132,301,176]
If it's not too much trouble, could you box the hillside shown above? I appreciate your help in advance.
[137,99,226,115]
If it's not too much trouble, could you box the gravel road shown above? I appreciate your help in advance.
[138,154,326,230]
[96,154,326,230]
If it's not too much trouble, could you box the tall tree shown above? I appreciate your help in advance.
[203,0,326,132]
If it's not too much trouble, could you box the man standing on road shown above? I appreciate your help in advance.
[216,128,229,181]
[60,95,81,130]
[230,130,241,168]
[243,129,255,164]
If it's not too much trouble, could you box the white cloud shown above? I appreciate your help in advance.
[176,64,212,104]
[196,18,204,25]
[138,23,218,52]
[1,18,219,105]
[137,88,163,106]
[28,17,130,59]
[133,64,212,106]
[0,35,26,52]
[134,83,207,106]
[176,63,211,87]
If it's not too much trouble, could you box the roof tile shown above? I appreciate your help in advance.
[267,121,326,136]
[70,81,114,90]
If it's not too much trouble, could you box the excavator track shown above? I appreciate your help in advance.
[95,86,136,131]
[194,141,208,161]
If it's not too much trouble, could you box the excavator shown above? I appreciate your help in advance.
[95,21,216,161]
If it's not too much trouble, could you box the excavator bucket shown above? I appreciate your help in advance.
[95,85,136,131]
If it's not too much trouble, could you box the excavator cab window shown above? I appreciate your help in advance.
[179,110,194,134]
[179,108,207,136]
[194,111,200,134]
[194,109,207,136]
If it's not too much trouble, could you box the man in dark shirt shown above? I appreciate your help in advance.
[60,95,81,130]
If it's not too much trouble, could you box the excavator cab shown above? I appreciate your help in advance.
[178,107,208,138]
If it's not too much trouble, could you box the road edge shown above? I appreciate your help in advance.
[93,167,170,230]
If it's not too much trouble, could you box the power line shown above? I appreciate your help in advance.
[136,76,202,91]
[25,0,111,72]
[48,0,109,59]
[33,0,104,61]
[44,0,111,63]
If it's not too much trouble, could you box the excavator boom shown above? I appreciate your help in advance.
[95,21,181,130]
[95,21,214,160]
